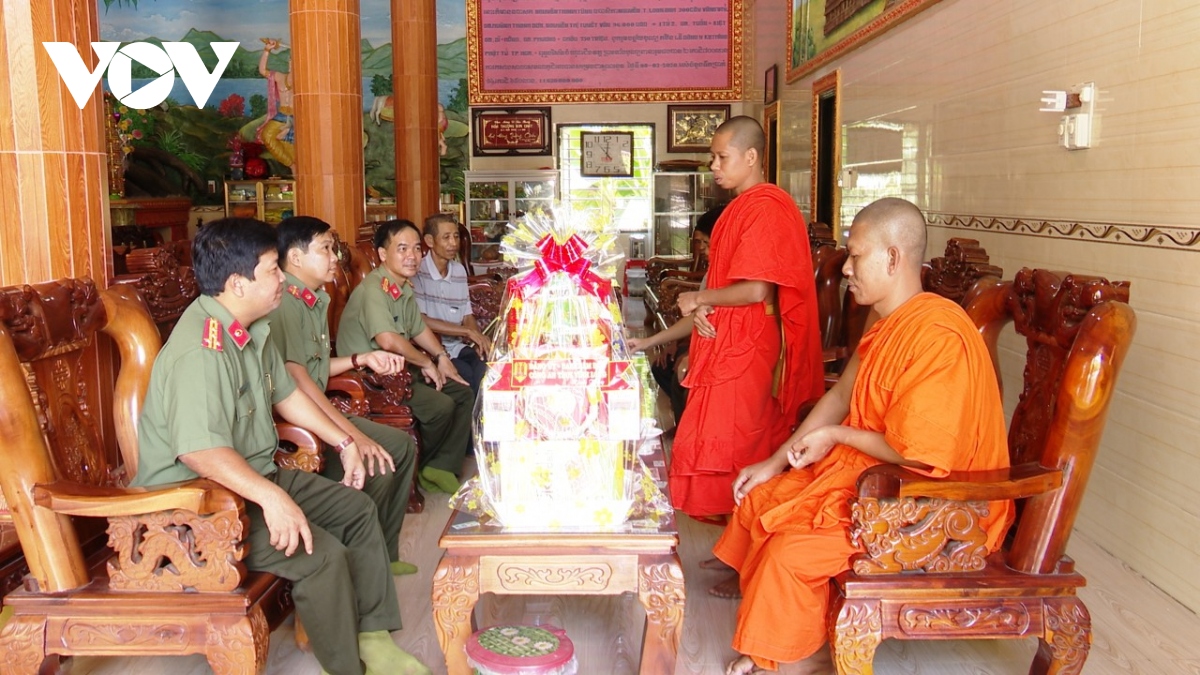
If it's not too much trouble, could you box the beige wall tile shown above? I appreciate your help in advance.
[760,0,1200,612]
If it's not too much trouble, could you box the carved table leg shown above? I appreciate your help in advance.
[1031,597,1090,675]
[431,554,480,675]
[0,615,49,675]
[637,553,685,675]
[205,610,269,675]
[829,598,882,675]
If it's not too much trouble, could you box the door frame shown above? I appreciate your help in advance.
[810,70,842,238]
[763,101,781,185]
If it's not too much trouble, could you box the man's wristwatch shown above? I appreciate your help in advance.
[432,352,448,364]
[351,353,361,369]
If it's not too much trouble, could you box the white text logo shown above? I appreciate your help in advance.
[43,41,239,110]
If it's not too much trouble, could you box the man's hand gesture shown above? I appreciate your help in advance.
[358,350,405,375]
[262,490,313,557]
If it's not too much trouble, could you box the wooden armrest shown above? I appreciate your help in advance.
[32,478,240,518]
[857,462,1063,502]
[275,421,325,473]
[327,371,368,399]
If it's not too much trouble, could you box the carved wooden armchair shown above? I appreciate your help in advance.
[643,249,707,332]
[828,268,1136,675]
[0,279,327,674]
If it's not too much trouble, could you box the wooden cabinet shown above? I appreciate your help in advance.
[224,179,295,225]
[464,170,557,274]
[652,171,727,256]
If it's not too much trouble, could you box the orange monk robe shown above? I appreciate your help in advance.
[673,183,825,518]
[713,293,1014,670]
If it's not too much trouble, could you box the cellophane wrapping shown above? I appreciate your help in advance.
[449,211,671,530]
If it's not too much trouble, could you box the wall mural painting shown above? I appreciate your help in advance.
[786,0,943,82]
[98,0,470,205]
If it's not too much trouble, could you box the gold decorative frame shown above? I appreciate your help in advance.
[786,0,945,83]
[667,104,731,153]
[467,0,744,104]
[471,107,553,156]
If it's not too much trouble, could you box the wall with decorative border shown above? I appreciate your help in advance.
[929,213,1200,253]
[760,0,1200,615]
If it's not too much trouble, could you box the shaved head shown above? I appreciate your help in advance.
[851,198,927,270]
[714,115,765,156]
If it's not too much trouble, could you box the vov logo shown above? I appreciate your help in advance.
[43,41,239,110]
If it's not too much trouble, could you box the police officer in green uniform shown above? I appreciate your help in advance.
[337,219,474,494]
[134,218,430,675]
[268,215,419,576]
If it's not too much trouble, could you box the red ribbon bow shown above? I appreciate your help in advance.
[512,234,613,302]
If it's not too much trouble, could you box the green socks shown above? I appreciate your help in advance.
[390,560,418,576]
[419,466,460,494]
[359,630,431,675]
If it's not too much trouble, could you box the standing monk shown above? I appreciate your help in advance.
[716,198,1014,675]
[672,115,824,521]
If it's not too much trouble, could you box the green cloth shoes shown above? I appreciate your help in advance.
[390,560,418,576]
[359,630,431,675]
[419,466,460,494]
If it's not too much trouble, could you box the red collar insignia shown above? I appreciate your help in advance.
[227,320,252,350]
[201,317,223,351]
[287,284,319,309]
[381,276,402,300]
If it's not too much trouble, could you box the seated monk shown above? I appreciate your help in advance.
[714,198,1014,675]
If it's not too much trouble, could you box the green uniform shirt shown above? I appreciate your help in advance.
[268,271,333,390]
[336,266,426,357]
[133,295,297,487]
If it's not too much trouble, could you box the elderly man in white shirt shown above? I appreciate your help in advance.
[411,213,492,396]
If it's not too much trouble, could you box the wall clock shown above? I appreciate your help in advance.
[580,131,634,177]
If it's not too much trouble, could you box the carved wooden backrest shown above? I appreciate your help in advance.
[110,246,201,340]
[0,280,161,592]
[812,246,848,351]
[966,269,1135,574]
[922,237,1004,306]
[326,233,355,345]
[808,221,838,253]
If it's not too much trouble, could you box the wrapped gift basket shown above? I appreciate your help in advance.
[450,211,670,530]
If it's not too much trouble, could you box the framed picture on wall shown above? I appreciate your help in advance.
[764,65,778,104]
[667,104,731,153]
[471,107,553,156]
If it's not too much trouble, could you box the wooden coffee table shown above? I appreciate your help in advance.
[430,441,684,674]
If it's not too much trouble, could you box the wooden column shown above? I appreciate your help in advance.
[0,0,109,286]
[290,0,365,241]
[392,0,440,223]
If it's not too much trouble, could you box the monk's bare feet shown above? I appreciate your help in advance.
[708,572,741,599]
[726,655,758,675]
[699,557,733,571]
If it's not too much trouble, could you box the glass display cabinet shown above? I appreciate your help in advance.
[651,171,728,256]
[464,170,558,273]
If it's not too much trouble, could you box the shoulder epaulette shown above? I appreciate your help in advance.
[380,276,402,300]
[201,317,223,351]
[287,284,319,309]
